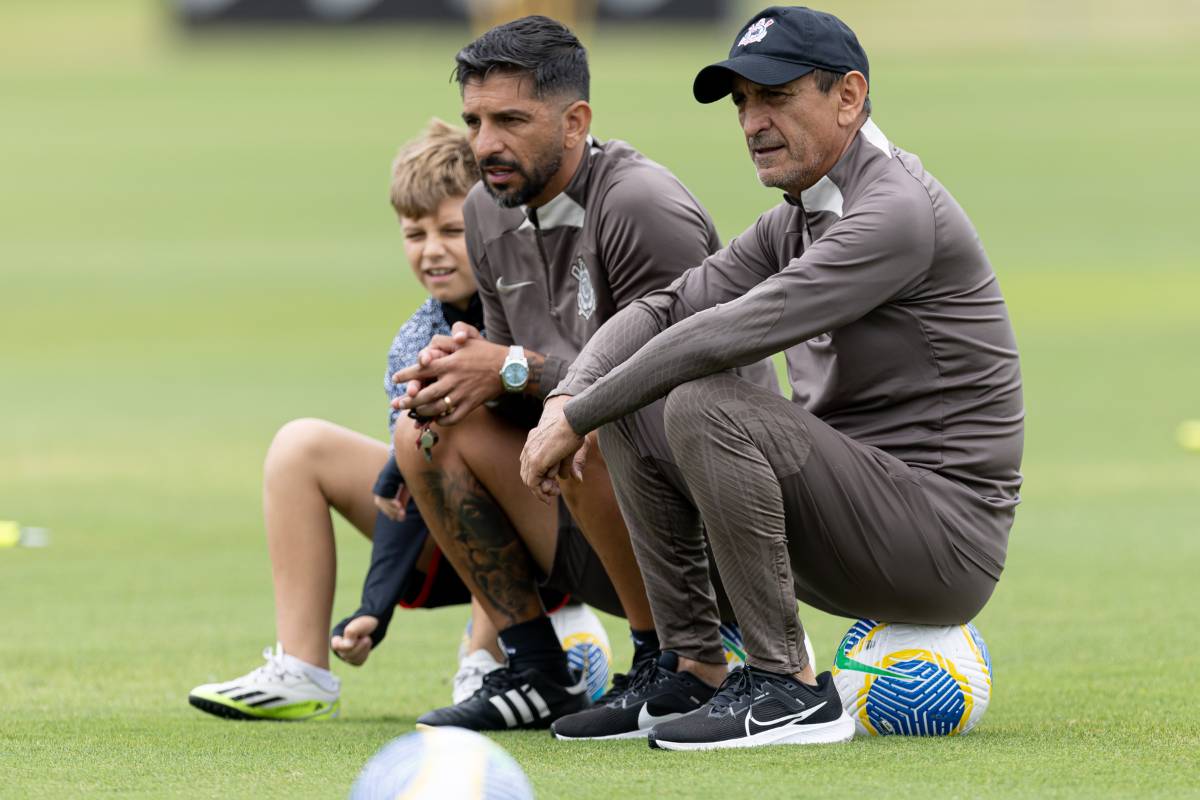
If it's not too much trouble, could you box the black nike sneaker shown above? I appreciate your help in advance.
[551,652,717,741]
[647,666,854,750]
[416,665,590,731]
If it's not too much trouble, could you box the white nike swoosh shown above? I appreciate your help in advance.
[637,704,682,730]
[496,276,536,293]
[745,700,827,737]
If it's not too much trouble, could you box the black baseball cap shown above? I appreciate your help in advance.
[693,6,869,103]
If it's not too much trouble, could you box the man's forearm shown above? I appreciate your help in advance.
[563,283,788,434]
[548,299,667,408]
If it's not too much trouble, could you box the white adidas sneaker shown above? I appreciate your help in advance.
[451,648,505,704]
[188,643,340,721]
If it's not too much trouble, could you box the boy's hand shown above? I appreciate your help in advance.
[330,615,378,666]
[372,485,411,521]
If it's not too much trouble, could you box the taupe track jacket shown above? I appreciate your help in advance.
[463,138,778,394]
[556,120,1024,577]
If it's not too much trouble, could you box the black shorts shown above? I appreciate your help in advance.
[397,546,566,613]
[539,499,625,618]
[396,545,473,609]
[398,509,622,618]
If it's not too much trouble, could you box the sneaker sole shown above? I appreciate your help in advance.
[553,728,650,741]
[188,693,339,722]
[649,712,855,751]
[418,716,558,732]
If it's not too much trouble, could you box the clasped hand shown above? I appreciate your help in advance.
[519,395,589,504]
[391,322,504,427]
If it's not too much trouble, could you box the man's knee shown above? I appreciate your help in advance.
[663,376,727,453]
[393,404,492,472]
[664,373,814,472]
[599,398,676,468]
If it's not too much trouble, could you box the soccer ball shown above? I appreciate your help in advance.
[549,604,613,702]
[831,619,993,737]
[349,727,533,800]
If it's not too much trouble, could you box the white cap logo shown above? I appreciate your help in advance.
[738,18,774,47]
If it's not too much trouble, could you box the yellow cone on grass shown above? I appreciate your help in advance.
[1177,420,1200,453]
[0,521,20,548]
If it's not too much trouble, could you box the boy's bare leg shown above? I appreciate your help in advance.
[262,418,387,668]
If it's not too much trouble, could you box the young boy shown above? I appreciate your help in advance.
[187,119,609,721]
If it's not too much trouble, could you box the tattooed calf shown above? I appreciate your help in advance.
[423,467,542,626]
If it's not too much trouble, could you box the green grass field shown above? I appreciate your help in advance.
[2,1,1199,797]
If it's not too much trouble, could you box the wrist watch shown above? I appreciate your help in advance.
[499,345,529,393]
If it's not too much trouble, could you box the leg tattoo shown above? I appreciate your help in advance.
[423,467,542,627]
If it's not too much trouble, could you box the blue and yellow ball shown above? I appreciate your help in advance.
[831,619,993,736]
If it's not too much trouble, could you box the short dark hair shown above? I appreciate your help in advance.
[454,15,589,102]
[811,68,872,117]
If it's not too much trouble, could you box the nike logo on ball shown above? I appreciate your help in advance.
[744,701,826,736]
[834,648,908,679]
[496,276,535,293]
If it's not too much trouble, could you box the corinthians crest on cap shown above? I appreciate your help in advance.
[572,257,596,320]
[738,17,774,47]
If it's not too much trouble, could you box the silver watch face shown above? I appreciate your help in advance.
[501,362,529,389]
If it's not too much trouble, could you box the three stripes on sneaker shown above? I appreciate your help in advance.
[487,683,552,728]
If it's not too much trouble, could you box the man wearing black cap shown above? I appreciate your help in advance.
[522,6,1023,749]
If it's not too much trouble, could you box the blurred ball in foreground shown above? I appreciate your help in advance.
[1177,420,1200,452]
[350,726,533,800]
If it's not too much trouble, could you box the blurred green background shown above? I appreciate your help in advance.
[1,1,1198,797]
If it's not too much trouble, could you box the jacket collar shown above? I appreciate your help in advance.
[784,118,892,219]
[520,136,599,231]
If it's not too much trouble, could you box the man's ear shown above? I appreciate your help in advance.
[837,71,868,126]
[562,100,593,148]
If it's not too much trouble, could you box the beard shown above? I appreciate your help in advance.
[480,146,563,209]
[748,132,825,194]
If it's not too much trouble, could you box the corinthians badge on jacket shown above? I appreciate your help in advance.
[572,257,596,320]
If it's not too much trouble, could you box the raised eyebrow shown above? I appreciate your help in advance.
[493,108,531,120]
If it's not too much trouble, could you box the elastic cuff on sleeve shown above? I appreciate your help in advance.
[372,458,404,498]
[331,609,392,649]
[535,355,569,401]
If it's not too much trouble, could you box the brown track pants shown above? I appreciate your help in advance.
[598,371,1000,674]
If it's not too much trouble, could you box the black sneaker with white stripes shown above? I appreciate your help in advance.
[416,665,590,731]
[551,652,717,740]
[647,666,854,751]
